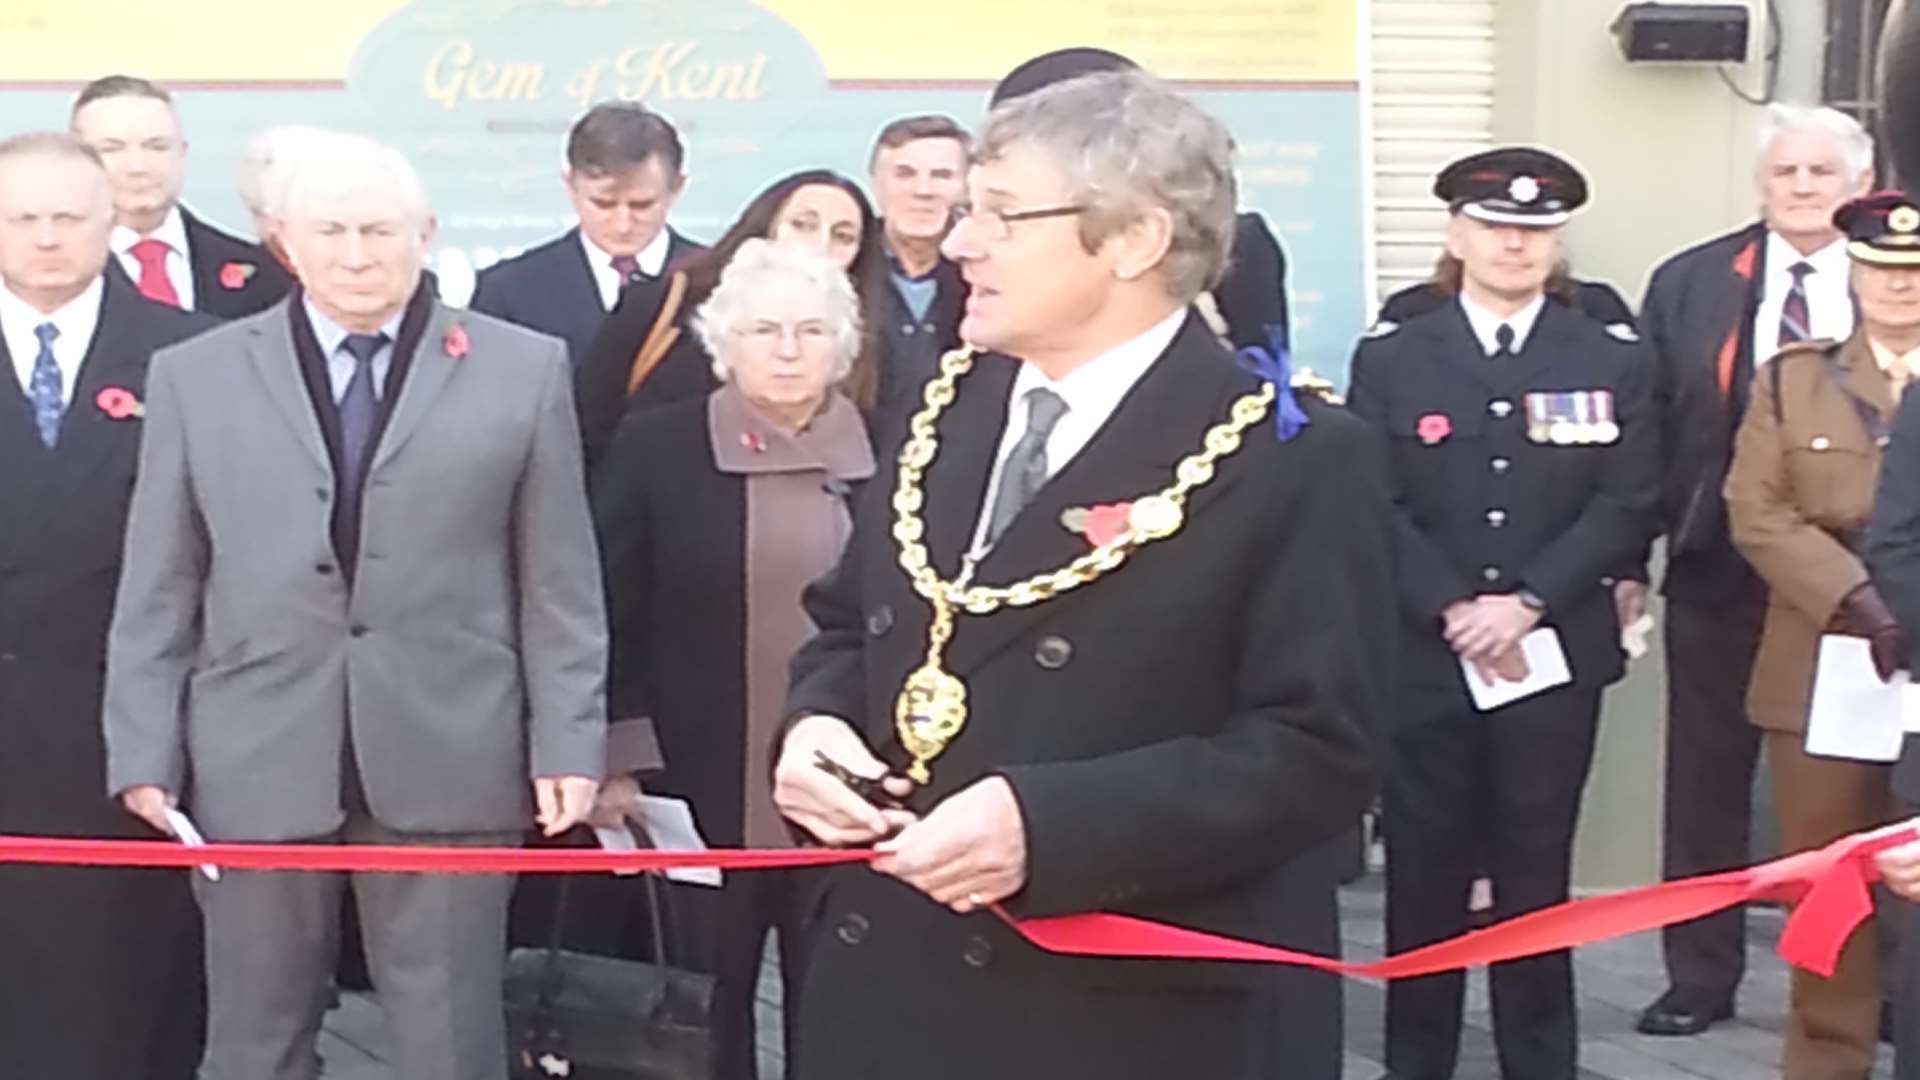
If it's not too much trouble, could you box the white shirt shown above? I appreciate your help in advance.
[1754,232,1853,363]
[303,297,404,404]
[967,307,1186,558]
[2,276,104,409]
[1457,292,1546,356]
[110,205,195,310]
[579,227,673,311]
[1870,338,1920,395]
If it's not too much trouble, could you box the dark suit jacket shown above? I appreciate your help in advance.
[1641,221,1769,598]
[1346,301,1659,704]
[180,206,292,320]
[574,274,717,465]
[0,269,215,835]
[471,226,705,367]
[783,313,1393,1078]
[1213,211,1291,350]
[1867,385,1920,802]
[1379,278,1636,331]
[870,254,965,415]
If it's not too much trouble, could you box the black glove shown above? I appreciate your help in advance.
[1832,583,1910,682]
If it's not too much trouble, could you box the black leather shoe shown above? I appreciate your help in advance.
[1635,988,1734,1036]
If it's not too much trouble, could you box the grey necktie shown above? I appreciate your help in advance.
[985,387,1069,546]
[337,332,389,494]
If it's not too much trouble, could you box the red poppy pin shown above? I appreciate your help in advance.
[1416,413,1451,445]
[443,323,470,359]
[1060,501,1134,547]
[96,386,145,420]
[218,261,256,290]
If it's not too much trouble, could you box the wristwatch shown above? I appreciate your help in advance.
[1516,587,1548,613]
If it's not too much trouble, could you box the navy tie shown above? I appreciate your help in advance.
[337,332,388,493]
[1779,261,1814,347]
[27,322,61,448]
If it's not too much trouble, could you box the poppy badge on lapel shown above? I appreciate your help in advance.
[1060,501,1134,547]
[1416,413,1451,445]
[96,386,145,420]
[218,262,255,290]
[443,323,470,359]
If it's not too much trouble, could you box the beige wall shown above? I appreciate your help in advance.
[1490,0,1782,889]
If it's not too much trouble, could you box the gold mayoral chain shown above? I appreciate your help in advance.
[889,346,1277,784]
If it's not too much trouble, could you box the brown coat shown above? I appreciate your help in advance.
[1725,332,1901,732]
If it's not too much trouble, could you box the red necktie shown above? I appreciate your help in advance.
[129,238,181,308]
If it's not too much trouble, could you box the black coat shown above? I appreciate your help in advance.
[782,313,1394,1079]
[181,206,292,320]
[471,226,705,368]
[1346,300,1660,705]
[574,274,717,466]
[1868,386,1920,803]
[1641,221,1770,597]
[0,270,215,1079]
[1378,278,1636,332]
[1214,211,1291,349]
[869,254,965,415]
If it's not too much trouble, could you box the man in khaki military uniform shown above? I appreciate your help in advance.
[1725,189,1920,1080]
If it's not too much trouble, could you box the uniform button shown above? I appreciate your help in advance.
[314,487,329,502]
[315,563,334,576]
[1811,435,1832,451]
[1034,635,1073,670]
[1481,565,1501,582]
[901,324,917,336]
[1601,576,1618,588]
[1489,399,1514,418]
[1490,457,1511,474]
[836,913,870,946]
[0,652,15,664]
[866,606,894,637]
[349,624,369,638]
[961,935,994,968]
[1486,509,1507,527]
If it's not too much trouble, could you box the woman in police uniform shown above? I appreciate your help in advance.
[1726,190,1919,1080]
[1347,146,1660,1080]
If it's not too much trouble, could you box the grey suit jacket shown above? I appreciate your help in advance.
[104,292,607,841]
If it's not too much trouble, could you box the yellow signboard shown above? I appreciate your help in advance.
[0,0,1356,84]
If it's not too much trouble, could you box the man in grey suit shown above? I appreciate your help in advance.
[103,130,606,1080]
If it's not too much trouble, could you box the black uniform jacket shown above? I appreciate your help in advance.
[784,310,1392,1055]
[1347,300,1660,704]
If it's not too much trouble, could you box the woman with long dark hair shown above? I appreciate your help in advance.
[574,169,885,464]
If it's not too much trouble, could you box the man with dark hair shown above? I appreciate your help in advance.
[471,102,705,365]
[867,114,968,410]
[70,74,292,319]
[0,130,215,1080]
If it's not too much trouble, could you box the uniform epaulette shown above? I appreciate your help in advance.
[1603,321,1639,343]
[1290,367,1343,405]
[1361,319,1399,340]
[1768,337,1841,364]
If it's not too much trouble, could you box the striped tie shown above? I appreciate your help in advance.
[1778,261,1813,347]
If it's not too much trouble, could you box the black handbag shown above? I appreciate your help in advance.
[505,870,716,1079]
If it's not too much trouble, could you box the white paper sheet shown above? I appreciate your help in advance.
[589,795,722,888]
[1805,635,1907,763]
[162,807,221,882]
[1460,627,1573,711]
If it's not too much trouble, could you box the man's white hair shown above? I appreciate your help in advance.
[1756,103,1875,181]
[275,130,432,229]
[693,238,862,383]
[236,125,329,220]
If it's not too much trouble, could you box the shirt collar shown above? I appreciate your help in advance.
[582,227,674,278]
[1456,291,1546,355]
[302,295,404,358]
[110,204,188,259]
[1765,230,1850,282]
[1008,307,1186,421]
[0,274,105,347]
[1868,336,1920,381]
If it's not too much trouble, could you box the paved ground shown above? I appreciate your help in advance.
[319,871,1895,1079]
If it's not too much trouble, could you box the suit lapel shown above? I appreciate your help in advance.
[248,306,331,472]
[945,315,1248,674]
[916,352,1016,580]
[1837,333,1898,424]
[1420,304,1502,396]
[370,301,458,472]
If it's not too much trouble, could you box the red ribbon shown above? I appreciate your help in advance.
[1,823,1910,980]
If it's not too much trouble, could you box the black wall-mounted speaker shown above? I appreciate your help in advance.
[1611,3,1751,63]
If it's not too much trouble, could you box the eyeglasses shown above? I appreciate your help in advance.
[948,202,1086,242]
[732,320,834,345]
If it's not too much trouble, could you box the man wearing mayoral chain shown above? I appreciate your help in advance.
[768,69,1394,1079]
